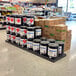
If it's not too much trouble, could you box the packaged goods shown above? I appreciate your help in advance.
[27,39,33,50]
[56,41,64,55]
[40,41,49,55]
[48,43,58,58]
[27,27,35,40]
[20,37,27,48]
[20,26,27,38]
[47,39,55,43]
[33,39,41,52]
[35,26,42,38]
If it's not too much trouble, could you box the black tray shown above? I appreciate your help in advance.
[5,40,66,63]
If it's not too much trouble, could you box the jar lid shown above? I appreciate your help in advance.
[33,39,41,43]
[27,27,35,30]
[47,39,55,42]
[48,43,58,47]
[41,37,47,40]
[40,41,49,45]
[35,26,41,29]
[56,41,64,45]
[20,26,27,29]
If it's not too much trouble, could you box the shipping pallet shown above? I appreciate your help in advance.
[5,40,66,63]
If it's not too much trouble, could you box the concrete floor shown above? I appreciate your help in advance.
[0,21,76,76]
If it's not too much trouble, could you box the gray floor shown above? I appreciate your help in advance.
[0,21,76,76]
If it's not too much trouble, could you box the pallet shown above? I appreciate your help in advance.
[5,40,66,63]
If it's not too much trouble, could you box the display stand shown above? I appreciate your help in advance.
[6,40,66,63]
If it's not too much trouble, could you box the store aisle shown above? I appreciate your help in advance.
[0,21,76,76]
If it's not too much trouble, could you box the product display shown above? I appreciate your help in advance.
[5,14,67,63]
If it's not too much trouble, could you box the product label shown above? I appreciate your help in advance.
[58,46,62,54]
[27,41,32,49]
[16,37,20,44]
[20,39,27,45]
[16,28,20,33]
[6,17,10,22]
[11,35,16,41]
[20,29,27,36]
[48,48,57,57]
[33,43,39,51]
[40,45,47,54]
[11,27,15,32]
[27,31,34,39]
[27,18,34,26]
[10,17,14,24]
[15,18,21,25]
[23,17,27,23]
[36,29,41,36]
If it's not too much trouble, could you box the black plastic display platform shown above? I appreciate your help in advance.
[5,40,66,63]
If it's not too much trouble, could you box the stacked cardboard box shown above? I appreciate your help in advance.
[35,18,72,51]
[64,30,72,51]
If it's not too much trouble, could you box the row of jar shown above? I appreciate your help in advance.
[6,25,42,39]
[6,15,34,26]
[6,33,64,58]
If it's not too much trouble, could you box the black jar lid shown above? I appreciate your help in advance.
[33,39,41,43]
[20,26,27,29]
[40,41,49,45]
[47,39,55,42]
[56,41,64,45]
[35,26,42,29]
[40,37,47,41]
[48,43,58,47]
[27,27,35,30]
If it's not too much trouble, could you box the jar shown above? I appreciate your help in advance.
[47,39,55,43]
[11,32,16,43]
[15,15,23,26]
[27,39,33,50]
[15,34,20,45]
[48,43,58,58]
[20,37,27,48]
[10,15,15,25]
[33,39,41,53]
[40,41,49,55]
[56,41,64,55]
[26,16,34,27]
[6,15,10,25]
[20,26,27,38]
[15,26,20,35]
[35,26,42,38]
[10,25,16,34]
[7,33,11,41]
[27,27,35,40]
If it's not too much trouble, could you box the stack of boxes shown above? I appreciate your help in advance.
[35,18,72,51]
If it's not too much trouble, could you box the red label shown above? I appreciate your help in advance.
[11,27,14,31]
[16,28,20,32]
[9,35,11,38]
[13,36,16,39]
[24,30,27,33]
[23,18,27,22]
[23,39,27,43]
[7,17,10,21]
[30,19,33,23]
[17,18,21,23]
[8,26,10,30]
[11,18,14,22]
